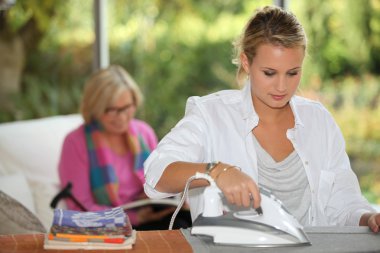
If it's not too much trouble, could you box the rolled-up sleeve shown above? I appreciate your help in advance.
[143,97,209,199]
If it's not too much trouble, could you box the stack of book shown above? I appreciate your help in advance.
[44,207,136,250]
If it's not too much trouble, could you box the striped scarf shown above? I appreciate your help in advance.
[84,121,151,206]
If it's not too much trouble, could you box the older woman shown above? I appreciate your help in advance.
[59,65,190,230]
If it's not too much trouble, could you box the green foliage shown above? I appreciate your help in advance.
[293,0,380,83]
[6,0,59,32]
[360,172,380,204]
[106,0,271,137]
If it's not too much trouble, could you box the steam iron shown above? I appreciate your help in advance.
[191,180,311,247]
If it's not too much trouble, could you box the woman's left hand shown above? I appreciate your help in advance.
[367,213,380,233]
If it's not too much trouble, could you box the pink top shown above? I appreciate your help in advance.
[58,119,157,225]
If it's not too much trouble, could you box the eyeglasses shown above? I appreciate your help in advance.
[104,103,135,117]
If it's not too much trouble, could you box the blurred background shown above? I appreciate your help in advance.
[0,0,379,204]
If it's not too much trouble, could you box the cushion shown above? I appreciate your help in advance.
[0,114,83,184]
[28,179,67,229]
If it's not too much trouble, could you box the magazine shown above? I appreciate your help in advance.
[121,197,180,210]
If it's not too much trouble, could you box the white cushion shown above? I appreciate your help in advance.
[28,179,65,229]
[0,172,36,214]
[0,114,83,184]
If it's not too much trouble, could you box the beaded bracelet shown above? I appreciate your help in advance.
[215,165,242,182]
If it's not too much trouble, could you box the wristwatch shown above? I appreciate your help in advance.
[205,161,220,175]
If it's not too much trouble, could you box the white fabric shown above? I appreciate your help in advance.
[0,114,82,183]
[144,83,375,226]
[0,114,83,229]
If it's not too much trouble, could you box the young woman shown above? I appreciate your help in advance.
[144,6,380,232]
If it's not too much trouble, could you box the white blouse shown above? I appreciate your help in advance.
[144,82,375,226]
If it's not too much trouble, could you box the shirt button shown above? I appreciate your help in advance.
[305,161,309,165]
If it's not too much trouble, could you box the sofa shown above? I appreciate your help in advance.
[0,114,83,230]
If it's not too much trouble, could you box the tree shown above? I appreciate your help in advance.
[0,0,58,109]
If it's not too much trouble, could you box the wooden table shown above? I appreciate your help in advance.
[0,230,193,253]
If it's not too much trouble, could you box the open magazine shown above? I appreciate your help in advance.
[121,197,181,210]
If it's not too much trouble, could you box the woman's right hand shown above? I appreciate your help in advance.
[210,163,261,209]
[136,206,176,225]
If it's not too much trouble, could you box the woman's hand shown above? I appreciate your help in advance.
[210,163,261,209]
[360,212,380,232]
[136,206,176,225]
[367,213,380,233]
[136,191,149,200]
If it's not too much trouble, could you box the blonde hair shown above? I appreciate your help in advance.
[80,65,143,123]
[233,6,307,86]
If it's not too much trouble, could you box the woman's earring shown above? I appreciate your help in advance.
[246,74,251,85]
